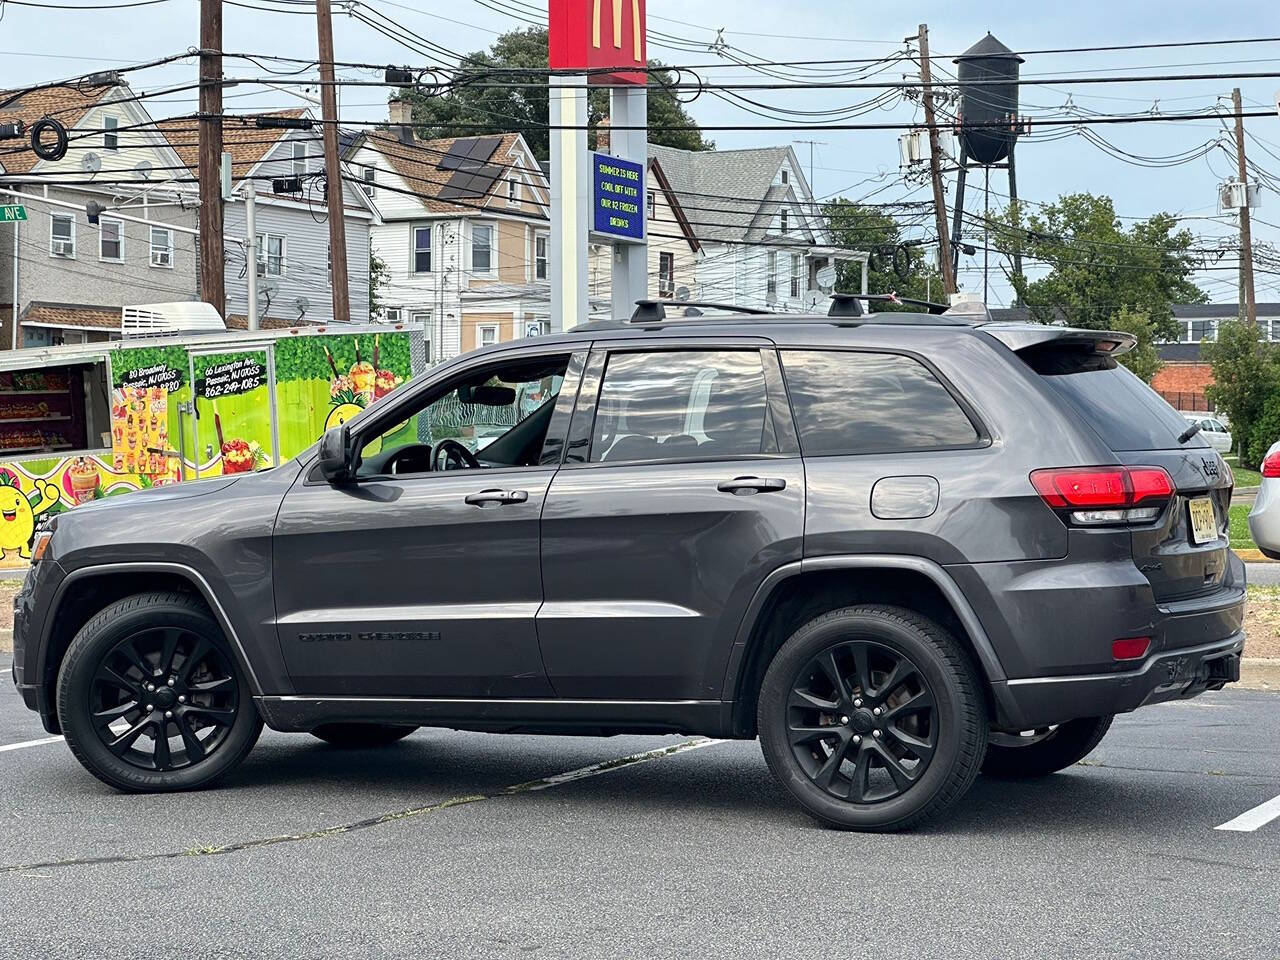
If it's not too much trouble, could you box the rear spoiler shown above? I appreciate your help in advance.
[979,324,1137,358]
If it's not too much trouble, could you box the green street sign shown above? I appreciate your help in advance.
[0,205,27,223]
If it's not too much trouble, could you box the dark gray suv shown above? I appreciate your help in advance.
[10,298,1246,831]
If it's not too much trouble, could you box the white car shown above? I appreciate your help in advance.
[1250,438,1280,558]
[1183,415,1232,454]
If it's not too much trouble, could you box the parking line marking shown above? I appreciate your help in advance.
[1215,793,1280,832]
[0,735,62,754]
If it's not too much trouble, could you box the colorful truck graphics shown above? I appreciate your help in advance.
[0,328,416,565]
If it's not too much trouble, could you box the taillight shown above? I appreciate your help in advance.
[1112,637,1152,661]
[1030,466,1175,526]
[1263,451,1280,479]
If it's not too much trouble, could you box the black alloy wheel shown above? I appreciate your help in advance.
[758,605,986,831]
[786,640,938,803]
[58,591,262,792]
[88,626,240,772]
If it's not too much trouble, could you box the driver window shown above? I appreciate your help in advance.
[355,354,570,478]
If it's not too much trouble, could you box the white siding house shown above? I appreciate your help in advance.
[157,110,376,327]
[348,109,550,362]
[647,144,846,312]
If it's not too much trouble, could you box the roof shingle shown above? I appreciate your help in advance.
[362,131,545,216]
[0,84,116,174]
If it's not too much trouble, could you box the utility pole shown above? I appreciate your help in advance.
[245,178,258,331]
[1231,87,1257,327]
[315,0,351,323]
[199,0,225,318]
[916,24,956,297]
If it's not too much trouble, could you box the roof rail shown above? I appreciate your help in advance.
[828,293,949,317]
[630,300,772,323]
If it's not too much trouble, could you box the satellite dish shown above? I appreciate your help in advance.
[816,265,837,291]
[294,296,310,316]
[134,160,153,179]
[261,279,281,304]
[804,290,830,313]
[81,152,102,173]
[674,285,691,302]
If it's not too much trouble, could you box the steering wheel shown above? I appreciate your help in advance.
[433,438,481,471]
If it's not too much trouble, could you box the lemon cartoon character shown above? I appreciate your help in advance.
[324,401,364,433]
[0,473,60,560]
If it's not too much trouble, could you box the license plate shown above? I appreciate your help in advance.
[1188,497,1218,545]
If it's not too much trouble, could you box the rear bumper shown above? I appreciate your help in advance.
[1248,481,1280,556]
[992,632,1244,729]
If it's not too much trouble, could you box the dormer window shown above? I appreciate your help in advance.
[780,169,789,185]
[507,177,520,205]
[780,208,789,235]
[291,141,307,178]
[103,116,118,152]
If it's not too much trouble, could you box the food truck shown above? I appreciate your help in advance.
[0,320,425,567]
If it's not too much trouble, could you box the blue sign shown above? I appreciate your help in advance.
[592,152,645,242]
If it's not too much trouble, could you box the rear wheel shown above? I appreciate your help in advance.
[981,716,1113,778]
[310,724,418,748]
[57,592,261,793]
[758,605,987,832]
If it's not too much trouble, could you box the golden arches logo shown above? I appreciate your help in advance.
[592,0,642,62]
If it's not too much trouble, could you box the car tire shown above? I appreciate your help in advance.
[981,716,1113,778]
[758,605,987,832]
[310,724,418,748]
[57,591,262,793]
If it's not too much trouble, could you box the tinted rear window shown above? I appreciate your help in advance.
[780,350,980,456]
[1022,348,1200,452]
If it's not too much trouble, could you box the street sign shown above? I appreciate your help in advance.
[0,205,28,223]
[549,0,647,85]
[591,153,645,242]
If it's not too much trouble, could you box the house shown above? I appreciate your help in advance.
[586,154,701,308]
[346,103,551,362]
[645,144,839,311]
[0,82,199,347]
[156,110,376,327]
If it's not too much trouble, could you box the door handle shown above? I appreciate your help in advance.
[464,489,530,507]
[717,476,787,496]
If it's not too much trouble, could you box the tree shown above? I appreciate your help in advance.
[989,192,1205,377]
[1206,320,1279,467]
[369,251,389,319]
[824,199,942,309]
[1108,305,1165,383]
[396,27,713,161]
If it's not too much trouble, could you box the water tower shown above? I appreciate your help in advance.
[950,33,1026,285]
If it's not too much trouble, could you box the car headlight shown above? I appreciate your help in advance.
[30,529,53,562]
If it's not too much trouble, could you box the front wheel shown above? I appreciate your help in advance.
[57,591,262,793]
[981,716,1113,778]
[310,724,418,748]
[758,605,987,832]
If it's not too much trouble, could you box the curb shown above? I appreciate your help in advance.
[1235,549,1275,563]
[1239,658,1280,690]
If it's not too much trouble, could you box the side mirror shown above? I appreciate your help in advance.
[317,424,352,483]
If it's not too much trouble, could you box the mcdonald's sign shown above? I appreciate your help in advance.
[549,0,647,85]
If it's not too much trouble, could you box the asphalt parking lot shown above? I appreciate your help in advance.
[1,666,1277,960]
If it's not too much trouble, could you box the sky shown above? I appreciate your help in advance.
[0,0,1277,309]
